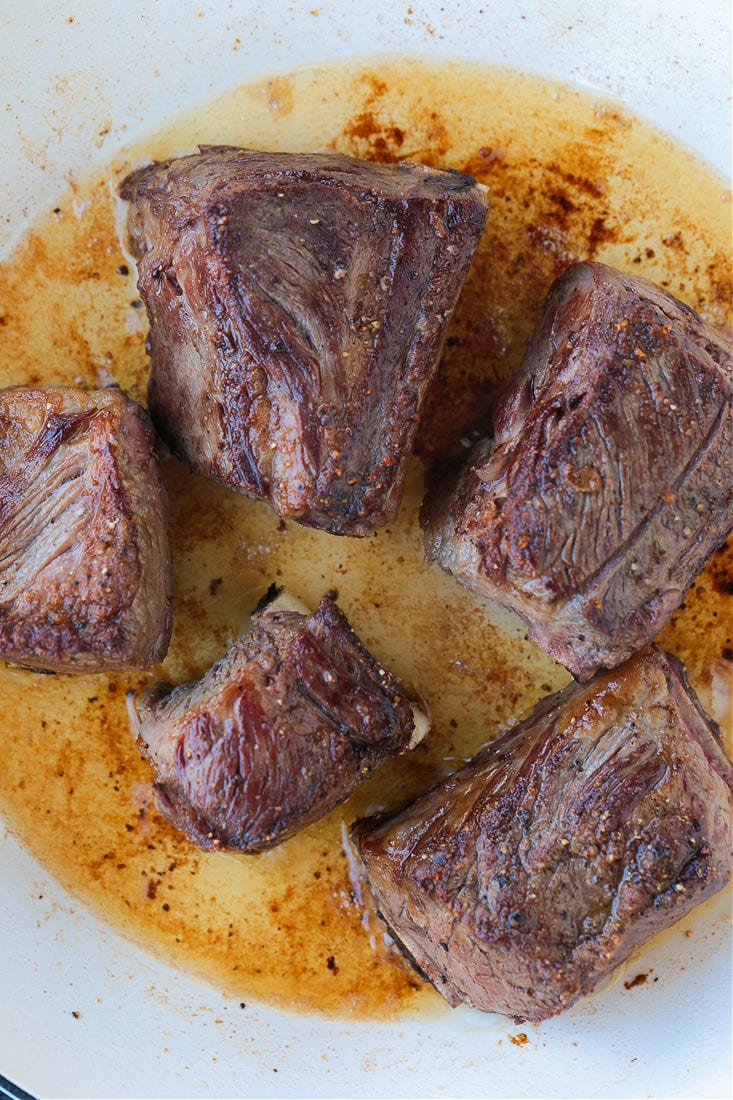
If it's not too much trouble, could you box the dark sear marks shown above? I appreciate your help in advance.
[120,147,488,536]
[423,261,733,681]
[0,60,730,1020]
[0,385,173,672]
[352,646,733,1022]
[133,587,428,852]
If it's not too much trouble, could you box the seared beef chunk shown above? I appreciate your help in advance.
[423,262,732,680]
[120,147,488,535]
[133,588,428,852]
[352,646,733,1022]
[0,386,173,673]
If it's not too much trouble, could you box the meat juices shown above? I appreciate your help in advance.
[0,386,173,673]
[423,261,733,681]
[133,589,428,852]
[352,646,733,1023]
[120,147,488,536]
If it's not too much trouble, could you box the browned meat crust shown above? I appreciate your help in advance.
[423,261,733,680]
[0,386,173,672]
[120,147,488,535]
[133,589,426,852]
[352,646,733,1022]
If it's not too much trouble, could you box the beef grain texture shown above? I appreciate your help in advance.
[133,589,427,852]
[423,261,733,680]
[120,147,488,536]
[0,386,173,673]
[352,646,733,1022]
